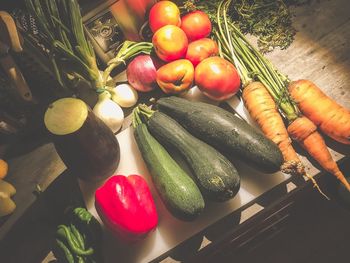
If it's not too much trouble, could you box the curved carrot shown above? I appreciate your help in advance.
[288,116,350,191]
[289,80,350,145]
[242,82,304,175]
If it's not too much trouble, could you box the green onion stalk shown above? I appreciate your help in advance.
[25,0,153,93]
[102,41,153,88]
[25,0,103,90]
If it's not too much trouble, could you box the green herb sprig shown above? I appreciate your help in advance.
[180,0,308,53]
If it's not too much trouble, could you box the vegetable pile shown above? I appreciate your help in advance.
[145,0,241,100]
[24,0,153,133]
[18,0,350,255]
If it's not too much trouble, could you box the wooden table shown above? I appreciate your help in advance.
[0,0,349,262]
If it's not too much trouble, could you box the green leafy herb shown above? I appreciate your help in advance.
[180,0,308,53]
[229,0,299,53]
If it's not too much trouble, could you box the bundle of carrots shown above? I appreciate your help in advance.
[212,0,350,193]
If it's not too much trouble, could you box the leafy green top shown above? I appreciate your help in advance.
[179,0,308,53]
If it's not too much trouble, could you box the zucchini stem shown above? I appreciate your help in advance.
[132,104,155,129]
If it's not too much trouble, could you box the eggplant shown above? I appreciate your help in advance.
[44,98,120,181]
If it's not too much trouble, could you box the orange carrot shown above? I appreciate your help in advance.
[289,79,350,145]
[212,7,340,195]
[243,83,329,198]
[288,116,350,191]
[242,82,304,175]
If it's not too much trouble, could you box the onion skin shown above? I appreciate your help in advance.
[126,55,159,92]
[93,92,124,133]
[110,84,138,108]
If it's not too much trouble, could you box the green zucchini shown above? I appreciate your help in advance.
[146,111,240,202]
[134,123,205,221]
[157,96,283,173]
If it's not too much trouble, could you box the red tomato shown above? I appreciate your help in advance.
[181,11,212,41]
[195,57,241,101]
[186,38,219,67]
[157,59,194,94]
[149,1,181,33]
[152,25,188,62]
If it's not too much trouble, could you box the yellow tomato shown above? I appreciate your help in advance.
[152,25,188,62]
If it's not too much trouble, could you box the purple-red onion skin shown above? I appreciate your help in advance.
[127,55,159,92]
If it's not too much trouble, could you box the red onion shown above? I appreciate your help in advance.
[126,55,159,92]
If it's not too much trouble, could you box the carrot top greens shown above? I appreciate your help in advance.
[180,0,308,53]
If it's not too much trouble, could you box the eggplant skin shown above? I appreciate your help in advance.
[157,96,283,173]
[53,109,120,181]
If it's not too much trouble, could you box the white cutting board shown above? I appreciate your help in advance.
[79,90,290,263]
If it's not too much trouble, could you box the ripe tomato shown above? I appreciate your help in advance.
[148,1,181,33]
[181,11,212,41]
[157,59,194,94]
[186,38,219,67]
[152,25,188,62]
[195,57,241,101]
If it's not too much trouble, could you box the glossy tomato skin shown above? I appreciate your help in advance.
[157,59,194,94]
[186,38,219,67]
[195,57,241,101]
[152,25,188,62]
[149,1,181,33]
[181,11,212,41]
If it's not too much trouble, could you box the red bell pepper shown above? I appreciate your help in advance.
[95,175,158,241]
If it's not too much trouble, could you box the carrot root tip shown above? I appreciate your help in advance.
[281,161,330,200]
[281,160,305,176]
[305,173,330,200]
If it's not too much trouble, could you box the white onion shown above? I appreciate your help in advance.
[126,55,158,92]
[109,83,138,108]
[93,91,124,133]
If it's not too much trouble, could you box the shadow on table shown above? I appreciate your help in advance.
[166,211,241,262]
[0,169,84,263]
